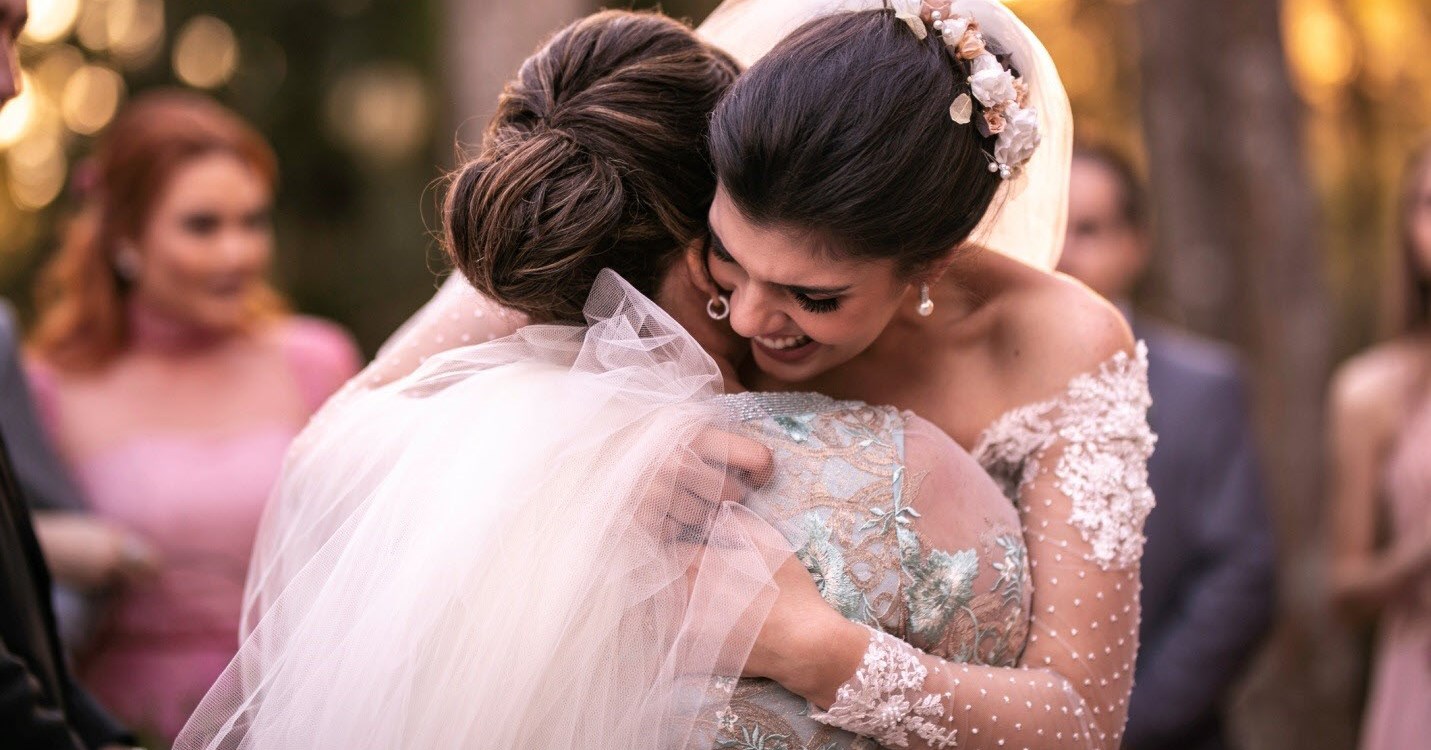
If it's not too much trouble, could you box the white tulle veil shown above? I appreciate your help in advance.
[699,0,1073,273]
[175,273,794,749]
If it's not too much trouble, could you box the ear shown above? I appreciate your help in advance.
[683,242,718,297]
[918,249,960,287]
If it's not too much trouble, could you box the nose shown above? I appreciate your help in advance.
[727,286,788,339]
[0,47,20,105]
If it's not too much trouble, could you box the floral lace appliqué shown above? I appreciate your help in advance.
[973,343,1156,570]
[810,628,958,749]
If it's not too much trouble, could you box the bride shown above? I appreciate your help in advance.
[178,2,1153,749]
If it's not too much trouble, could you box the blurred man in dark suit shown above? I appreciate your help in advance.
[1058,145,1277,750]
[0,1,138,747]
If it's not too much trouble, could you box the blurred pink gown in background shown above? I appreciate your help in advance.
[1359,389,1431,750]
[26,302,360,741]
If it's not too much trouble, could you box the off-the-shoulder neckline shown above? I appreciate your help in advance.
[971,341,1150,458]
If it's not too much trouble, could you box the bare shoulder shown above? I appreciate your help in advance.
[984,261,1135,407]
[1330,338,1425,434]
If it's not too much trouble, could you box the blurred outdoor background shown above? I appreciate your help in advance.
[0,0,1427,747]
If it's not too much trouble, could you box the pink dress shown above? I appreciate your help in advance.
[1360,390,1431,750]
[27,306,360,742]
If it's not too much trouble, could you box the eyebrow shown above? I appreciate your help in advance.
[709,230,853,297]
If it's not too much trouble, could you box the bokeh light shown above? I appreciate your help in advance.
[0,73,39,150]
[8,130,67,210]
[325,63,430,164]
[108,0,166,70]
[21,0,81,44]
[173,15,240,89]
[61,64,124,135]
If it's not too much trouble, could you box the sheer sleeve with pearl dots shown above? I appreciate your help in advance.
[809,344,1156,749]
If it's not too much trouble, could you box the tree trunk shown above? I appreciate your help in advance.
[442,0,594,146]
[1137,1,1353,749]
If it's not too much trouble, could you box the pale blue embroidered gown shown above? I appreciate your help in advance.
[699,346,1154,750]
[694,392,1033,750]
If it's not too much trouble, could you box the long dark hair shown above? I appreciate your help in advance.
[443,10,739,323]
[709,8,1006,275]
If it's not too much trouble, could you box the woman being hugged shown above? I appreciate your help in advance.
[1328,140,1431,750]
[689,2,1155,748]
[26,91,360,742]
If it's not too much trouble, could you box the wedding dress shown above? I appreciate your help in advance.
[174,273,1053,749]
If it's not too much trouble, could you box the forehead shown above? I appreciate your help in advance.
[1068,159,1125,215]
[155,153,270,210]
[708,186,887,285]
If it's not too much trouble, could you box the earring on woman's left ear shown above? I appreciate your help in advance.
[917,283,934,317]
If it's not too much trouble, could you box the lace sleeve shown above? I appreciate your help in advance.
[811,345,1156,749]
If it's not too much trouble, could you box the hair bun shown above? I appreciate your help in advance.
[443,10,739,323]
[446,127,627,322]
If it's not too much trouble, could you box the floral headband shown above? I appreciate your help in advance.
[891,0,1041,179]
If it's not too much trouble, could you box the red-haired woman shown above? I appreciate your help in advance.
[1329,140,1431,749]
[25,90,360,742]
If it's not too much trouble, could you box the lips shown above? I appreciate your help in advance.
[751,333,818,364]
[753,334,810,350]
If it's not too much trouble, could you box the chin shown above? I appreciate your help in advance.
[192,306,249,333]
[751,345,829,383]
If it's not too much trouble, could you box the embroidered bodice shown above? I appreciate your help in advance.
[694,391,1033,750]
[808,344,1156,750]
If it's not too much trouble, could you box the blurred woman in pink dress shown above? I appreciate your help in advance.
[24,91,360,743]
[1329,140,1431,750]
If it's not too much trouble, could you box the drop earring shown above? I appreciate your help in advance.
[917,283,934,317]
[706,294,730,321]
[114,244,142,281]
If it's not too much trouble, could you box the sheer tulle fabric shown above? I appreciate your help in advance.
[175,272,794,749]
[697,0,1073,273]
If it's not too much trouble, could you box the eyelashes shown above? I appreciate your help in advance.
[795,294,840,314]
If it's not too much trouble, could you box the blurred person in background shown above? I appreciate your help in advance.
[1058,144,1277,750]
[1328,140,1431,750]
[0,0,140,747]
[23,90,360,743]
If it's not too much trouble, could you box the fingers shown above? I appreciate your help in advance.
[690,428,775,489]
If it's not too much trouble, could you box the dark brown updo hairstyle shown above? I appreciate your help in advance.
[709,8,1006,275]
[444,10,740,323]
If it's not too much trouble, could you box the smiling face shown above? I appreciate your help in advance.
[127,152,274,332]
[702,186,913,382]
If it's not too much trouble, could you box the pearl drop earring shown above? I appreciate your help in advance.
[917,283,934,317]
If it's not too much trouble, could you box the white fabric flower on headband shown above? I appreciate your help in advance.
[994,104,1041,172]
[927,5,1042,179]
[969,62,1017,109]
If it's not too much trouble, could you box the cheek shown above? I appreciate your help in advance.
[1415,212,1431,267]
